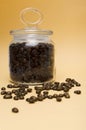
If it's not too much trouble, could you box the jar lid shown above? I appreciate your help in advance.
[10,8,53,36]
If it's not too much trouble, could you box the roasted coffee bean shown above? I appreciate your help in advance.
[34,86,43,91]
[6,91,12,95]
[1,91,6,95]
[28,96,37,103]
[3,94,12,99]
[63,87,69,92]
[13,96,19,100]
[71,79,81,86]
[12,89,17,93]
[53,94,58,98]
[19,96,24,100]
[7,84,13,88]
[24,91,28,95]
[12,107,19,113]
[54,82,60,86]
[43,91,49,95]
[66,83,74,88]
[26,98,29,102]
[19,88,25,93]
[36,89,41,94]
[56,97,62,102]
[74,90,81,94]
[1,87,6,90]
[27,88,32,93]
[56,85,63,91]
[19,84,29,88]
[64,92,70,98]
[58,94,64,97]
[65,78,72,83]
[12,85,20,88]
[74,82,81,86]
[48,95,53,99]
[37,94,45,101]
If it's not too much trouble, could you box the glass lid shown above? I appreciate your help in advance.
[10,7,53,35]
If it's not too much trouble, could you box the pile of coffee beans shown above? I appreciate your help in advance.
[0,78,81,113]
[9,42,54,83]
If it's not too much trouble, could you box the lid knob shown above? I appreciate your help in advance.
[20,7,43,28]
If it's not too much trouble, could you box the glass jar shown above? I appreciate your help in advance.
[9,8,55,85]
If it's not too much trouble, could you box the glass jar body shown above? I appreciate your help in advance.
[9,34,55,85]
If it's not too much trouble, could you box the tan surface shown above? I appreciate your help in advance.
[0,0,86,130]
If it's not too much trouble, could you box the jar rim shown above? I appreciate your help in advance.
[10,28,53,35]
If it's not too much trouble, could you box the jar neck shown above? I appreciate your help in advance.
[13,34,51,43]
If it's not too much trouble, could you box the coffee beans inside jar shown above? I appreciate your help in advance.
[9,42,54,83]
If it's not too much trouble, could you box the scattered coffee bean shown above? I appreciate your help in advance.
[36,89,41,94]
[3,94,12,99]
[48,95,53,99]
[56,97,62,102]
[13,96,19,100]
[19,96,24,100]
[27,88,32,93]
[1,91,6,95]
[43,91,48,95]
[12,107,19,113]
[74,90,81,94]
[12,89,17,93]
[37,94,45,100]
[58,94,64,97]
[26,98,29,102]
[1,87,6,90]
[64,92,70,98]
[65,78,72,82]
[7,84,13,88]
[6,91,12,95]
[28,96,37,103]
[63,87,69,92]
[53,94,58,98]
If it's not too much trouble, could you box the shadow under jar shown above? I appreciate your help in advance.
[9,29,55,85]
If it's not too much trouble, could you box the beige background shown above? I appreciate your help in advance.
[0,0,86,130]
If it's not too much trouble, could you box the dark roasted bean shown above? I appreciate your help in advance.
[74,90,81,94]
[71,79,81,86]
[56,97,62,102]
[1,91,6,95]
[64,92,70,98]
[19,96,24,100]
[48,95,53,99]
[37,95,44,101]
[63,87,69,92]
[75,82,81,87]
[43,91,48,95]
[12,85,20,88]
[58,94,64,97]
[13,96,19,100]
[54,82,60,86]
[28,96,37,103]
[6,91,12,95]
[7,84,13,88]
[12,89,17,93]
[65,78,72,83]
[36,89,41,94]
[1,87,6,90]
[53,94,58,98]
[3,94,12,99]
[26,98,29,102]
[27,88,32,93]
[12,107,19,113]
